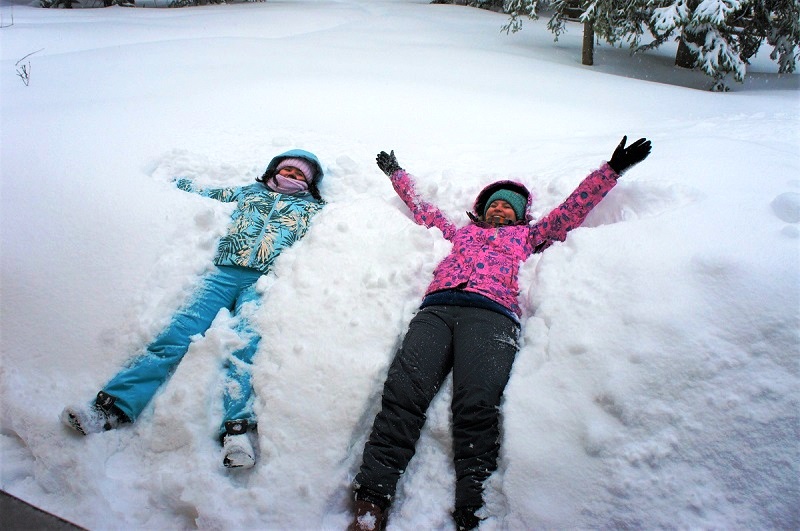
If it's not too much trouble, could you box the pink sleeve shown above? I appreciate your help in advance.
[530,163,619,251]
[389,169,457,240]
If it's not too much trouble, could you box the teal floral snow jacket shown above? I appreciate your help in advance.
[176,180,325,275]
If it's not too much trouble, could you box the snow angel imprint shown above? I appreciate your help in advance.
[348,137,652,530]
[61,149,326,470]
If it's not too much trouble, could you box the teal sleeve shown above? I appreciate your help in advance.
[175,178,242,202]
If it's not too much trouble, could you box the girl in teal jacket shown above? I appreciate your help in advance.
[62,149,325,469]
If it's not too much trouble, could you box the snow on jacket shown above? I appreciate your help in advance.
[175,180,325,275]
[389,163,619,316]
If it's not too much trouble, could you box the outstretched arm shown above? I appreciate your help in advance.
[377,150,457,240]
[175,178,243,203]
[531,136,652,251]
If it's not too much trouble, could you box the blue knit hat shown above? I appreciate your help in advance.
[483,189,526,220]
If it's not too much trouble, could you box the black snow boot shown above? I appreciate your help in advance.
[348,499,386,531]
[453,505,483,530]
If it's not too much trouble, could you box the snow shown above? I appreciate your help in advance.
[1,0,798,529]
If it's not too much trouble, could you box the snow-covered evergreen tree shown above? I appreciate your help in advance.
[641,1,748,89]
[503,0,799,90]
[502,0,546,34]
[758,0,800,74]
[643,0,799,89]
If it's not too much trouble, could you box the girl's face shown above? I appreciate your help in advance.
[278,166,307,182]
[485,199,518,223]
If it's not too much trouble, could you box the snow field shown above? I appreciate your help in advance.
[1,0,798,529]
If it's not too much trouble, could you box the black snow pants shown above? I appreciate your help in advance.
[354,304,520,510]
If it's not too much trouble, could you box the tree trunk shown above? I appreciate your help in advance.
[675,0,701,69]
[675,35,697,68]
[582,20,594,65]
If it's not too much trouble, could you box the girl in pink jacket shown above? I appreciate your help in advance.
[349,137,652,531]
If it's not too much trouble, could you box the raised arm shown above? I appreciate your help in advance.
[377,150,457,241]
[175,178,244,203]
[531,136,651,251]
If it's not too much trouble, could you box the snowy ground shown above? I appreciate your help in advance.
[1,0,798,529]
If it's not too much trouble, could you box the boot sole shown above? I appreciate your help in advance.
[63,411,87,436]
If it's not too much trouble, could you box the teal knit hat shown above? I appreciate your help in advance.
[483,189,526,220]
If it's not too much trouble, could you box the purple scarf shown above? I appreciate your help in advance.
[269,174,309,195]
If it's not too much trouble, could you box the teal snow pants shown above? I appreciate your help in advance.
[102,265,263,437]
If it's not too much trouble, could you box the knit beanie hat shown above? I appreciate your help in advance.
[276,157,315,182]
[483,188,526,220]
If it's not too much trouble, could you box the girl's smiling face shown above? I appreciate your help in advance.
[278,166,307,182]
[485,199,517,223]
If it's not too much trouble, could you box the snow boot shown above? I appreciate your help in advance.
[222,420,256,469]
[61,391,127,435]
[453,505,483,530]
[348,499,386,531]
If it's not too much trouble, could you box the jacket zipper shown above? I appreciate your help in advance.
[248,191,282,268]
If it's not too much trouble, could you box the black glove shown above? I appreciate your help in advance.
[376,150,402,177]
[608,136,652,175]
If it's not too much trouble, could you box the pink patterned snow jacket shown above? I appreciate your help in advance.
[389,163,620,316]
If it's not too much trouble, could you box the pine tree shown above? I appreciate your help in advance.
[643,0,799,89]
[502,0,546,35]
[758,0,800,74]
[643,0,748,89]
[504,0,799,90]
[503,0,599,63]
